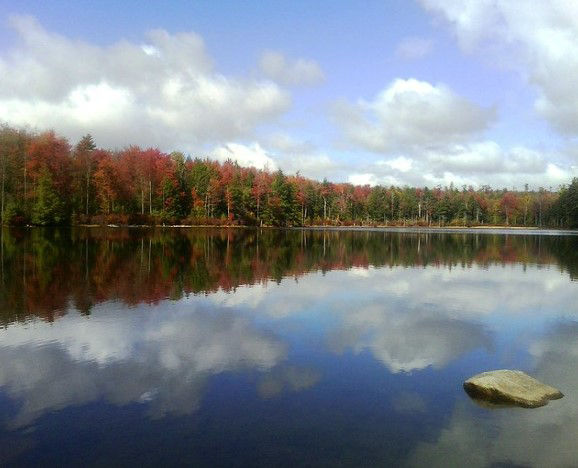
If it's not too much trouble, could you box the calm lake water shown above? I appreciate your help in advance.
[0,227,577,467]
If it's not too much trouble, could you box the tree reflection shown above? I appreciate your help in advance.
[0,227,576,324]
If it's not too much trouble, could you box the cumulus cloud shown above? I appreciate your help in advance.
[419,0,578,135]
[383,156,413,172]
[348,141,575,189]
[281,152,342,180]
[0,15,290,149]
[348,173,378,186]
[424,141,550,175]
[259,51,325,87]
[265,133,317,154]
[253,133,345,180]
[334,78,495,152]
[210,142,278,170]
[395,37,434,59]
[334,76,574,188]
[208,135,343,180]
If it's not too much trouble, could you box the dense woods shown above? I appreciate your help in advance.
[1,125,577,228]
[1,228,576,324]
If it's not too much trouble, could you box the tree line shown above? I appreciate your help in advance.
[1,125,577,227]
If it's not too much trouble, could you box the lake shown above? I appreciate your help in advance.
[0,227,577,467]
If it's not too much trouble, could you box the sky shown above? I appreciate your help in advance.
[0,0,577,189]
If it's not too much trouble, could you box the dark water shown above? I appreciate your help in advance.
[0,227,577,467]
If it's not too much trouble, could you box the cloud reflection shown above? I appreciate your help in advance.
[0,304,287,427]
[257,366,322,399]
[327,303,492,373]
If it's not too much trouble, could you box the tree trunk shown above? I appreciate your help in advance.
[1,155,5,223]
[23,155,27,213]
[85,167,90,216]
[149,179,152,215]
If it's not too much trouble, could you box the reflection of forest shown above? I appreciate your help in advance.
[1,227,576,323]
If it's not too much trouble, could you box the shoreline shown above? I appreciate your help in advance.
[9,224,578,235]
[296,226,578,236]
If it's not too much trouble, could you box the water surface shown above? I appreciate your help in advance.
[0,228,577,467]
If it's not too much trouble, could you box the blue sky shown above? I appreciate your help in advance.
[0,0,576,189]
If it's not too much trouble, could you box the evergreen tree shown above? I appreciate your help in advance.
[32,168,67,225]
[74,134,96,216]
[265,171,299,226]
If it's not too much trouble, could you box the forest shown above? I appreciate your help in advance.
[0,125,577,228]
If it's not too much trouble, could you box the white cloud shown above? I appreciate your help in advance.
[349,141,575,190]
[378,156,413,173]
[260,133,344,180]
[395,37,434,59]
[266,133,316,154]
[259,51,325,87]
[332,74,574,188]
[0,15,290,149]
[419,0,578,135]
[209,135,343,181]
[285,153,342,180]
[335,78,495,152]
[348,173,378,186]
[210,142,278,170]
[424,141,548,175]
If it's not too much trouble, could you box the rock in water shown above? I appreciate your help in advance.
[463,370,563,408]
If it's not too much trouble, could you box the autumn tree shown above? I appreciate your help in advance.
[252,170,271,225]
[27,131,72,221]
[500,192,519,225]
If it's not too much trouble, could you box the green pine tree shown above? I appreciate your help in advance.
[32,168,66,225]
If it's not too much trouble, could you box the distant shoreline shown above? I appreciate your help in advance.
[12,224,578,236]
[297,226,578,236]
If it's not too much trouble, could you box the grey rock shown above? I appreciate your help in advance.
[463,369,563,408]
